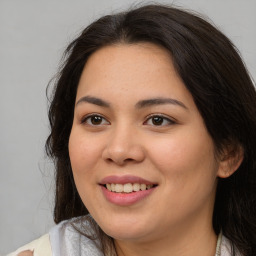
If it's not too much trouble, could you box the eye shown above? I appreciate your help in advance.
[81,114,110,126]
[144,115,175,126]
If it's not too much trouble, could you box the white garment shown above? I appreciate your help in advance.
[49,217,103,256]
[8,216,241,256]
[6,234,51,256]
[220,235,241,256]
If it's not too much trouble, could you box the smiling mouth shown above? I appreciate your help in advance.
[102,183,157,193]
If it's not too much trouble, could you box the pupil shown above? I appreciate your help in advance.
[152,116,163,125]
[92,116,102,125]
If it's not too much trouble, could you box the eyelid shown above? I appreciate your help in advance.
[81,113,110,125]
[79,113,176,126]
[144,113,176,126]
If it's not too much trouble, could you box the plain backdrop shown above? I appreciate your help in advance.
[0,0,255,254]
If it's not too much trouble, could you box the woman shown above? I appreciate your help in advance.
[9,4,256,256]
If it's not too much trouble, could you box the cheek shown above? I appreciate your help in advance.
[68,128,102,176]
[147,130,218,219]
[68,128,104,209]
[147,128,217,184]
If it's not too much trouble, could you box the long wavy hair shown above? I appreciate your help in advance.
[46,4,256,255]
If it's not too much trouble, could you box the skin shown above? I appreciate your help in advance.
[69,43,239,256]
[18,251,33,256]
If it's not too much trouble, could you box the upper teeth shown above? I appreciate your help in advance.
[106,183,153,193]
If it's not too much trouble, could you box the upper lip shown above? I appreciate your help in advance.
[100,175,157,185]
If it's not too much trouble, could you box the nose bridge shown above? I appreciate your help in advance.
[102,121,144,164]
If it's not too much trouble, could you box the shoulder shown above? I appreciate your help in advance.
[49,215,104,255]
[8,216,103,256]
[221,235,243,256]
[7,234,51,256]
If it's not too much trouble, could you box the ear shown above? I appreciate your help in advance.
[217,144,244,178]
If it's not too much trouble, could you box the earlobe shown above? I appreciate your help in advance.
[217,144,244,178]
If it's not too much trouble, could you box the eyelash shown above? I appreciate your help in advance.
[81,114,176,127]
[81,114,110,126]
[144,114,176,126]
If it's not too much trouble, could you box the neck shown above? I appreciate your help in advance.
[114,223,217,256]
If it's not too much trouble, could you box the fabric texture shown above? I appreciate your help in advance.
[8,216,242,256]
[49,216,104,256]
[221,236,242,256]
[7,234,51,256]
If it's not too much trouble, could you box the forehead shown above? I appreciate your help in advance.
[76,43,196,111]
[84,42,174,77]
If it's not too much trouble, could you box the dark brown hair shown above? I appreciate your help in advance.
[46,4,256,255]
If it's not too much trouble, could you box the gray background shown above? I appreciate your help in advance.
[1,0,255,254]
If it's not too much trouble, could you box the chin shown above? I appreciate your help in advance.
[105,228,147,241]
[99,219,153,241]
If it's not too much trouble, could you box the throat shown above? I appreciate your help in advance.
[113,228,219,256]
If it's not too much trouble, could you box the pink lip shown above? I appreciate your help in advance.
[99,175,158,206]
[100,175,156,185]
[100,186,156,206]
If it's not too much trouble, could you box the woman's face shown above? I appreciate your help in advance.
[69,43,221,242]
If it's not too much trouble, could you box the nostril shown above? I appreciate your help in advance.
[105,157,134,165]
[125,158,134,162]
[106,158,114,163]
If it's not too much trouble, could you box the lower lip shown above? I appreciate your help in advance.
[100,186,156,206]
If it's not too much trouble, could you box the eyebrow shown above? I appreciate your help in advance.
[76,96,110,107]
[76,96,188,110]
[135,97,188,110]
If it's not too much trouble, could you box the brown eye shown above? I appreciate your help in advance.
[152,116,164,126]
[144,115,175,126]
[91,116,103,125]
[82,115,110,126]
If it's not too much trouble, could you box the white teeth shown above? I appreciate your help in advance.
[123,183,133,193]
[146,184,152,190]
[115,184,123,193]
[133,183,140,192]
[106,183,154,193]
[140,184,146,191]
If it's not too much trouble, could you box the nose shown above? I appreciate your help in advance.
[102,125,145,166]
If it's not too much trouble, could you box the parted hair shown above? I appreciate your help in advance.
[46,4,256,255]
